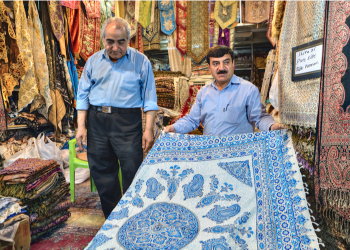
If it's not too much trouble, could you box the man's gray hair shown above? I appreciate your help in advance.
[101,17,131,41]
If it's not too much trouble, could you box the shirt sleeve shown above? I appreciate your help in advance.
[141,59,159,112]
[76,58,93,110]
[173,89,202,134]
[246,85,275,131]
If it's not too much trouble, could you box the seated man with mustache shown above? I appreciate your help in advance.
[164,45,283,136]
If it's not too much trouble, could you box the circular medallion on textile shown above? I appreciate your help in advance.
[117,202,199,249]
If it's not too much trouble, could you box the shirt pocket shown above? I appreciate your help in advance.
[121,71,141,93]
[225,105,243,125]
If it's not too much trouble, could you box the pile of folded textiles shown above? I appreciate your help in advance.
[155,77,176,109]
[0,158,70,241]
[0,196,28,244]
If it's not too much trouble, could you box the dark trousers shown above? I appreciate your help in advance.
[87,108,143,219]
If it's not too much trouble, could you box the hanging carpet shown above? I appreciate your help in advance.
[159,0,176,36]
[214,1,238,30]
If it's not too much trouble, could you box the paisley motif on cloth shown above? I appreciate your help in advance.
[214,1,238,30]
[159,0,176,36]
[315,1,350,225]
[61,0,80,10]
[86,130,320,250]
[176,1,186,55]
[245,1,270,24]
[79,5,101,62]
[47,1,65,41]
[13,1,40,112]
[278,1,325,127]
[186,1,209,64]
[0,1,26,108]
[82,0,101,19]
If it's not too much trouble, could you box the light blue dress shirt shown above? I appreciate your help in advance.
[77,47,158,112]
[173,74,276,135]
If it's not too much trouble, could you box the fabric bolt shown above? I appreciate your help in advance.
[77,48,158,112]
[138,1,152,28]
[186,1,209,64]
[315,1,350,225]
[61,0,80,10]
[214,1,238,30]
[245,1,270,24]
[82,0,100,19]
[159,0,176,36]
[13,1,40,112]
[86,130,319,250]
[168,31,191,78]
[26,167,61,192]
[79,4,101,62]
[125,1,137,39]
[271,0,285,46]
[0,1,26,110]
[27,1,52,118]
[47,1,65,41]
[266,0,275,47]
[278,1,325,128]
[176,1,186,55]
[260,49,275,105]
[67,7,80,60]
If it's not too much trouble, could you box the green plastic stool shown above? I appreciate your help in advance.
[68,138,123,202]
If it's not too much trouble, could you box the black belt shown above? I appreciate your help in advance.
[90,105,141,114]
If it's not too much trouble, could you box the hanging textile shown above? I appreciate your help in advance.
[168,31,191,78]
[13,1,40,112]
[214,1,238,30]
[218,28,230,47]
[47,1,65,41]
[100,0,113,50]
[79,3,101,62]
[186,1,209,64]
[63,7,71,61]
[260,50,275,105]
[114,0,124,18]
[67,7,80,61]
[67,45,79,106]
[245,1,270,24]
[61,0,79,10]
[0,1,26,109]
[142,6,160,51]
[271,0,285,46]
[41,3,66,137]
[137,24,144,53]
[28,1,53,118]
[159,0,176,36]
[315,0,350,233]
[266,1,275,47]
[208,0,216,48]
[138,1,152,28]
[62,58,74,100]
[55,42,71,112]
[125,1,137,39]
[82,0,101,19]
[278,1,325,128]
[85,130,320,250]
[176,1,186,55]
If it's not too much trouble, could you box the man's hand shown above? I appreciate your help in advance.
[142,129,154,152]
[164,125,175,133]
[270,123,288,130]
[76,127,87,151]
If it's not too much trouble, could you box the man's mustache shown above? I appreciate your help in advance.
[217,70,228,74]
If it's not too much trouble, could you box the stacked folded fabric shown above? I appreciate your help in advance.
[155,77,176,109]
[0,196,27,243]
[0,158,70,241]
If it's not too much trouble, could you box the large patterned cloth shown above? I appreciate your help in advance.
[214,1,238,30]
[278,1,325,128]
[67,6,81,60]
[245,1,270,24]
[47,1,65,41]
[315,0,350,230]
[186,1,209,64]
[125,1,137,39]
[176,1,186,55]
[159,0,176,36]
[85,130,319,250]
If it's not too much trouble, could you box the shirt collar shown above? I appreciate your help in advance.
[210,74,240,90]
[102,47,130,61]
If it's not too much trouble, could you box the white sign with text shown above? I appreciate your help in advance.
[294,44,323,75]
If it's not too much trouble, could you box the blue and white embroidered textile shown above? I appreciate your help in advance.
[159,0,176,36]
[86,130,320,250]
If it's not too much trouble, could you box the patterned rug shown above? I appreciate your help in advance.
[30,179,105,250]
[314,0,350,244]
[86,130,319,249]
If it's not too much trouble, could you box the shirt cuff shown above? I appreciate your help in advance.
[76,101,90,110]
[143,102,159,112]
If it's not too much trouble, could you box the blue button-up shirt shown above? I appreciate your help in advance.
[77,47,158,112]
[173,75,275,135]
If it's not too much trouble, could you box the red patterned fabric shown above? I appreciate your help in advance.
[172,85,201,122]
[176,1,186,55]
[61,0,79,9]
[68,7,81,60]
[315,1,350,221]
[137,24,144,53]
[82,0,101,18]
[266,0,275,47]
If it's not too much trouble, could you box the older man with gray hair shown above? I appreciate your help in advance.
[76,17,158,218]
